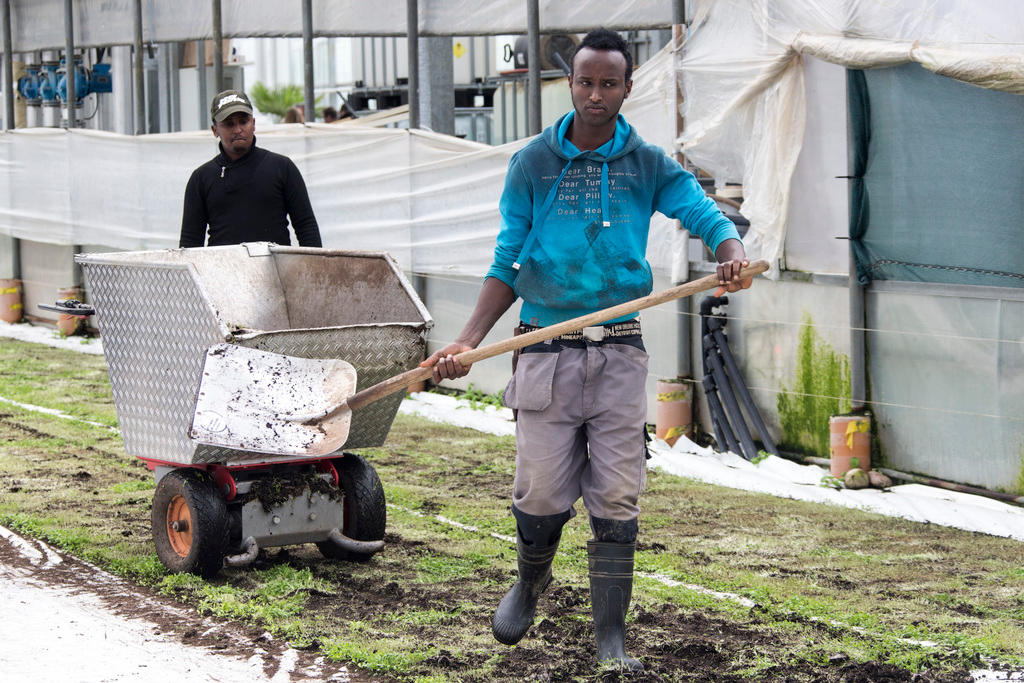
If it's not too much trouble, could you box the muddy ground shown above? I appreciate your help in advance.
[0,530,362,682]
[1,338,1023,682]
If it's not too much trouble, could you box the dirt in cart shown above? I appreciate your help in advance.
[242,468,342,511]
[0,340,1022,682]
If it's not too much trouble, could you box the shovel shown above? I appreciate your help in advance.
[190,259,768,456]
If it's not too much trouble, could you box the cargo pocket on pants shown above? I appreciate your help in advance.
[502,351,558,412]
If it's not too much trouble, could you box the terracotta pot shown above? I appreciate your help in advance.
[56,286,85,336]
[0,278,22,323]
[829,415,871,477]
[655,380,692,446]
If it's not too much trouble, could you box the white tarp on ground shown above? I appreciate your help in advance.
[678,0,1024,274]
[0,43,683,279]
[9,0,674,50]
[398,391,1024,543]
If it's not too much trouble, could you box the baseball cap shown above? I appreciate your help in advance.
[210,89,253,123]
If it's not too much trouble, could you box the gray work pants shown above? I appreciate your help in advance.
[502,340,648,520]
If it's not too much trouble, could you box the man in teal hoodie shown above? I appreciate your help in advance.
[422,29,751,670]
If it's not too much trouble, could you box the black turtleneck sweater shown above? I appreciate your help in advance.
[179,140,322,248]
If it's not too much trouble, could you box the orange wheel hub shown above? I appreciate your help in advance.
[165,495,192,557]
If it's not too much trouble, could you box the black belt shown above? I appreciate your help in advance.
[518,319,644,352]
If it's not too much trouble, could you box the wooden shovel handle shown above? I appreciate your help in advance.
[345,259,769,413]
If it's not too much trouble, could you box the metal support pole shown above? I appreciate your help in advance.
[523,72,529,131]
[672,21,691,379]
[672,0,686,25]
[500,77,507,143]
[3,0,17,279]
[526,0,540,135]
[406,0,419,128]
[511,76,518,139]
[2,0,12,130]
[370,36,377,88]
[169,42,180,131]
[196,39,207,126]
[849,250,867,411]
[391,37,398,90]
[419,37,453,134]
[211,0,223,93]
[360,38,366,88]
[66,0,84,294]
[133,0,144,134]
[302,0,314,121]
[64,0,76,128]
[676,286,692,376]
[156,42,170,132]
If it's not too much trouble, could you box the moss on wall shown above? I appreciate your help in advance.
[777,313,851,457]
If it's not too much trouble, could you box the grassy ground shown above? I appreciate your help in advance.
[1,337,1022,682]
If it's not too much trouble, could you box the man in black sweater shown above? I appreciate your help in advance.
[179,90,323,248]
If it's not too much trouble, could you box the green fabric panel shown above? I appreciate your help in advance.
[854,63,1024,288]
[846,69,871,285]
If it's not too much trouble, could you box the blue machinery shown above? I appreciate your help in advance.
[17,54,111,127]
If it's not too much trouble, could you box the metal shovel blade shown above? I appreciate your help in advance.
[190,343,358,456]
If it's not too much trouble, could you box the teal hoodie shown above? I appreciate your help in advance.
[486,111,740,327]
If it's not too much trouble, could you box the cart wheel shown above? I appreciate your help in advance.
[317,453,386,562]
[152,469,229,578]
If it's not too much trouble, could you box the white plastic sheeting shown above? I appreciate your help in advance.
[395,391,1024,544]
[0,44,686,279]
[9,0,673,50]
[419,0,672,36]
[11,0,405,49]
[678,0,1024,273]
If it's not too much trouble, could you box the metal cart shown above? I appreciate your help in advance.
[75,243,432,577]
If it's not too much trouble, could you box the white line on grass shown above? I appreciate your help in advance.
[387,503,516,543]
[0,395,119,434]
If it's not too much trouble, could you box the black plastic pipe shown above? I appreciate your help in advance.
[711,326,779,457]
[702,372,739,456]
[704,334,759,460]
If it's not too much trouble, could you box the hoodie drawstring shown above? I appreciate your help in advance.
[600,161,610,227]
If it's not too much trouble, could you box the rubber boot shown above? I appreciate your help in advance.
[491,507,569,645]
[588,540,643,672]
